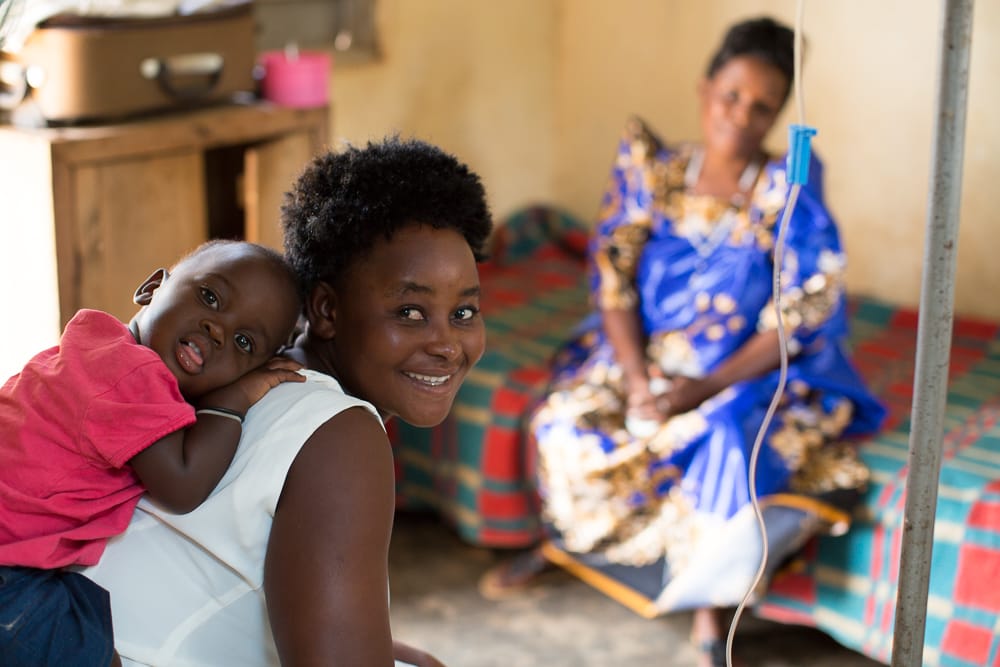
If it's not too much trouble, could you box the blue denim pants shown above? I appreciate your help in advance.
[0,565,114,667]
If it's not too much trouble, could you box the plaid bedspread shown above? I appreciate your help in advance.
[757,299,1000,666]
[388,208,1000,665]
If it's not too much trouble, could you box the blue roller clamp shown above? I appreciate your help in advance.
[787,124,817,186]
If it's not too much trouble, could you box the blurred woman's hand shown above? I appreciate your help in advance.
[658,375,718,418]
[625,376,660,421]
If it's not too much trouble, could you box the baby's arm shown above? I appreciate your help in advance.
[128,357,304,513]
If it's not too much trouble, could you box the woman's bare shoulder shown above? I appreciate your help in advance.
[284,406,393,499]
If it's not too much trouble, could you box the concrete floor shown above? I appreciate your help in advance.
[388,512,885,667]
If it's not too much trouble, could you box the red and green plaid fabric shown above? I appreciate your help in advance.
[758,299,1000,666]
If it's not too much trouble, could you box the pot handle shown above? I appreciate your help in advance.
[140,52,223,101]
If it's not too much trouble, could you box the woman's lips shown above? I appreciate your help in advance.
[403,371,453,387]
[402,369,462,397]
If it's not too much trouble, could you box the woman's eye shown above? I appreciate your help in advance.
[454,306,480,321]
[200,287,219,308]
[234,333,254,353]
[399,307,426,321]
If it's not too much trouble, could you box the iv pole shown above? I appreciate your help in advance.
[890,0,974,664]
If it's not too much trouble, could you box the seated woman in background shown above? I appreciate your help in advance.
[481,16,885,667]
[85,137,493,667]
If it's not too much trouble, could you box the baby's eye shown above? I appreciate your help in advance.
[453,306,480,321]
[200,287,219,308]
[234,332,254,353]
[399,307,426,321]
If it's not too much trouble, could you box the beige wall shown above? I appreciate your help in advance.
[329,0,999,319]
[330,0,557,225]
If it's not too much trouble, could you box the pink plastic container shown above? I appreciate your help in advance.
[258,50,331,108]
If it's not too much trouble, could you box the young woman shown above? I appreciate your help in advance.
[84,137,493,667]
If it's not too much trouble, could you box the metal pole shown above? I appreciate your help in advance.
[890,0,974,664]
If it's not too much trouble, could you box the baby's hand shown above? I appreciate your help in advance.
[198,357,304,416]
[236,356,306,405]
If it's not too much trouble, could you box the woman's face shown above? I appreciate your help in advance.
[698,55,789,160]
[329,224,485,427]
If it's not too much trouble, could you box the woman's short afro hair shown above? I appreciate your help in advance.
[281,136,493,292]
[706,16,796,99]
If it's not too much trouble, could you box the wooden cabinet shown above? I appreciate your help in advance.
[0,103,328,380]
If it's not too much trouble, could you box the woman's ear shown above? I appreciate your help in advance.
[133,268,168,306]
[697,77,710,103]
[305,281,337,339]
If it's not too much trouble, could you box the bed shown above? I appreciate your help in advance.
[756,300,1000,665]
[387,205,1000,665]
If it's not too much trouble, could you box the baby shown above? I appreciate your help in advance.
[0,239,304,667]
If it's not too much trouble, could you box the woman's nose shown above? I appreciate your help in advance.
[426,324,461,360]
[729,102,751,128]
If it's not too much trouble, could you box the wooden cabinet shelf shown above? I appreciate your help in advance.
[0,102,328,379]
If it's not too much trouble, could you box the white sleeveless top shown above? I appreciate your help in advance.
[84,370,384,667]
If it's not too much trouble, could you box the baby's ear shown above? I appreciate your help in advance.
[133,268,169,306]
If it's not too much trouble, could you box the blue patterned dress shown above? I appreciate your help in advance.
[531,118,886,613]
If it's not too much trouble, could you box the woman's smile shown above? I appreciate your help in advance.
[402,370,454,387]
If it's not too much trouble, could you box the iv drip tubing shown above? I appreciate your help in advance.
[723,183,801,667]
[724,2,807,666]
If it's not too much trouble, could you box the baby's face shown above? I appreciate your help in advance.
[133,245,300,400]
